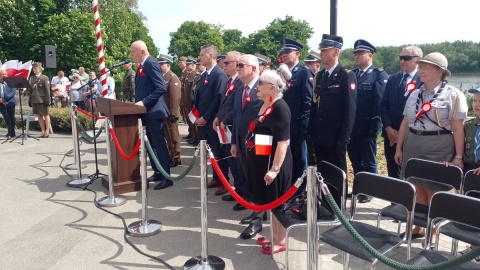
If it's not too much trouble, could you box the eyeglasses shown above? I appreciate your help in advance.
[224,61,237,66]
[237,63,252,69]
[399,55,419,61]
[418,64,439,71]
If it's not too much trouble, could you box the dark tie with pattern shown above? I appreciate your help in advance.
[399,73,409,92]
[242,85,249,109]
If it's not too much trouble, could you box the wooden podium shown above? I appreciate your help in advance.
[97,97,146,194]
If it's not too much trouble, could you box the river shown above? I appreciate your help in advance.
[448,72,480,91]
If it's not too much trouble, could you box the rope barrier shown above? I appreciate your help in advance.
[76,107,105,120]
[144,137,198,181]
[75,117,105,142]
[320,178,480,270]
[208,146,303,212]
[109,127,141,160]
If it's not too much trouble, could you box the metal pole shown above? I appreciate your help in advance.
[307,166,318,270]
[67,107,91,187]
[127,120,161,237]
[97,117,126,207]
[183,140,225,270]
[330,0,338,35]
[65,106,87,169]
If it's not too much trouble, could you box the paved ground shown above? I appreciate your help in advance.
[0,123,473,270]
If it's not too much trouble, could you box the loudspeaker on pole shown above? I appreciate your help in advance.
[41,45,57,69]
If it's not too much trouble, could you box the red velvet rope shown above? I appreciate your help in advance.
[76,107,105,120]
[109,128,141,160]
[210,157,300,212]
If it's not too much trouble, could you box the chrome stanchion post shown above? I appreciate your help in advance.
[183,140,225,270]
[127,121,161,237]
[97,117,126,207]
[65,105,87,169]
[307,166,318,270]
[67,106,92,187]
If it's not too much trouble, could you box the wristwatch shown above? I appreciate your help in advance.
[272,165,281,172]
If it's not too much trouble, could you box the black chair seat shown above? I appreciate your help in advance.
[440,222,480,247]
[406,250,478,269]
[320,221,403,262]
[380,203,429,227]
[273,206,336,229]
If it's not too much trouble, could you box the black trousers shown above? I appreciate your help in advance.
[198,125,229,183]
[144,118,170,178]
[383,136,401,179]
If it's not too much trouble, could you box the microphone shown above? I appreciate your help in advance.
[277,63,292,81]
[110,60,131,69]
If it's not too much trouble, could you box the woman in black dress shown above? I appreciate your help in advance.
[245,70,293,254]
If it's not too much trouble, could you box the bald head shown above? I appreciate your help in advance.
[130,40,150,64]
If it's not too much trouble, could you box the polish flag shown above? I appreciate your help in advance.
[255,134,273,156]
[2,60,32,79]
[188,106,200,123]
[217,125,232,144]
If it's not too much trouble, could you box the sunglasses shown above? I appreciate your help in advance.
[237,63,252,69]
[224,61,237,66]
[399,55,419,61]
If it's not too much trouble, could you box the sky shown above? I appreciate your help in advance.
[137,0,480,56]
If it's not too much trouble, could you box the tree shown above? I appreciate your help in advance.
[222,29,245,52]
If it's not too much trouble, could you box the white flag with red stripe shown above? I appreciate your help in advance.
[255,134,273,156]
[216,125,232,144]
[188,106,200,123]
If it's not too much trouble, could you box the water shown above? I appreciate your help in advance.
[448,73,480,91]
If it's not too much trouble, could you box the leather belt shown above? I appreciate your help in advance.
[409,128,452,136]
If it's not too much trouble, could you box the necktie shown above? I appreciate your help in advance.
[357,70,364,79]
[399,73,409,92]
[227,78,232,87]
[242,85,249,109]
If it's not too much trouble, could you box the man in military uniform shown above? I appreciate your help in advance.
[158,54,182,169]
[255,53,270,75]
[181,57,198,144]
[217,53,226,67]
[348,39,388,203]
[309,34,357,182]
[304,50,321,73]
[280,38,313,194]
[28,62,51,138]
[122,61,135,102]
[178,57,188,125]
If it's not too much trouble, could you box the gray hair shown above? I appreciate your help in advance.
[260,70,287,95]
[240,54,260,70]
[404,45,423,58]
[227,51,242,61]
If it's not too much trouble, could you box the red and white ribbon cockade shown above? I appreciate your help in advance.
[245,96,251,103]
[188,106,200,124]
[258,105,273,122]
[416,102,432,119]
[255,134,273,156]
[404,81,417,97]
[225,83,235,96]
[92,0,108,97]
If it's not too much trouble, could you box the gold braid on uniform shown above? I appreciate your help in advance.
[312,72,320,104]
[434,94,460,128]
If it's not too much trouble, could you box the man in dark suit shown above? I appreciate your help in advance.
[309,34,357,178]
[194,45,229,189]
[129,40,172,190]
[280,38,313,194]
[348,39,388,203]
[380,46,423,179]
[231,54,265,239]
[0,69,17,139]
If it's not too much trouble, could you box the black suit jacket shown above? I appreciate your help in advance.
[194,64,228,123]
[218,76,243,126]
[380,70,422,137]
[309,63,357,147]
[231,79,262,154]
[351,65,388,135]
[134,55,169,120]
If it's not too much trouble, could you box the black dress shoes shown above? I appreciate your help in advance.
[357,194,372,203]
[240,223,262,239]
[182,135,192,139]
[170,160,181,167]
[187,138,199,145]
[147,174,163,182]
[222,194,235,201]
[240,212,267,224]
[233,203,246,211]
[153,179,173,190]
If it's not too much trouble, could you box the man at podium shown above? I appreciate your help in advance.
[129,40,172,190]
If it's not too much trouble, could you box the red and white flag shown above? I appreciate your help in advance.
[217,125,232,144]
[188,106,200,123]
[255,134,273,156]
[2,60,33,79]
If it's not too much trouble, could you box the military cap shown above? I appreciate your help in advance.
[32,62,43,68]
[354,39,376,53]
[304,50,321,63]
[280,38,303,51]
[318,34,343,50]
[255,53,271,66]
[468,86,480,94]
[217,54,226,61]
[179,56,187,62]
[158,54,173,64]
[195,58,201,65]
[186,57,196,65]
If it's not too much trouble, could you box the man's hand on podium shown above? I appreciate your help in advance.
[135,101,144,107]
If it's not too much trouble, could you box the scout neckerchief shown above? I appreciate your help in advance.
[414,81,447,130]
